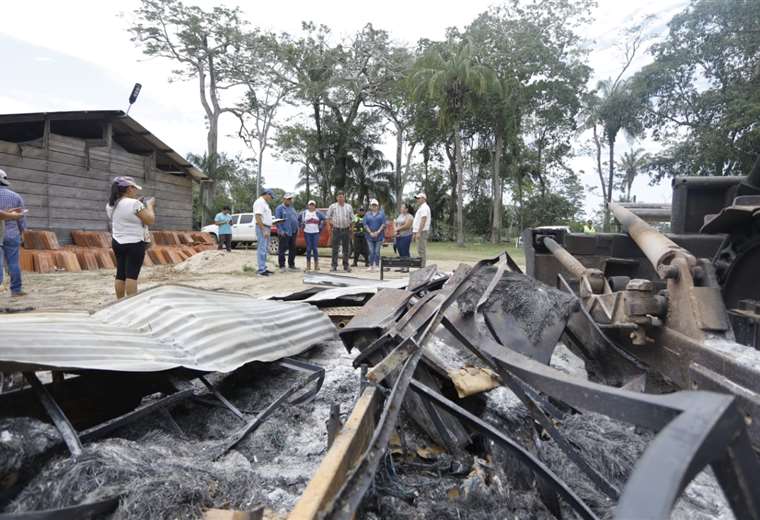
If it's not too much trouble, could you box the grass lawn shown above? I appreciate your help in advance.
[313,240,525,268]
[426,241,525,266]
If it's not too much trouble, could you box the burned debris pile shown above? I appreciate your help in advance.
[1,248,759,519]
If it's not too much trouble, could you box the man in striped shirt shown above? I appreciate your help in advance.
[326,191,353,272]
[0,169,27,297]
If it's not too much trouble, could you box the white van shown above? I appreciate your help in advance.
[201,213,258,247]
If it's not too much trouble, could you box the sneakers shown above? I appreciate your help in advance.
[256,271,270,277]
[330,267,338,272]
[10,291,27,298]
[288,266,300,272]
[344,267,352,273]
[279,267,287,273]
[265,269,275,275]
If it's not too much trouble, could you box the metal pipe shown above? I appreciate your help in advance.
[610,202,696,271]
[543,237,605,293]
[543,237,587,281]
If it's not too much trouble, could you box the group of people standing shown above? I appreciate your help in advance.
[250,189,431,276]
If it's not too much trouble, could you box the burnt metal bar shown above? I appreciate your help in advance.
[214,360,325,458]
[23,372,82,457]
[199,375,246,422]
[324,259,501,519]
[409,380,598,520]
[79,388,194,442]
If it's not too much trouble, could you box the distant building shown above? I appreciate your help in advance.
[0,110,206,243]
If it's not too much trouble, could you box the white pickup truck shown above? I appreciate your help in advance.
[201,212,258,248]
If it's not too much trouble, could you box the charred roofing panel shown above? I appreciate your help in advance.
[0,285,336,373]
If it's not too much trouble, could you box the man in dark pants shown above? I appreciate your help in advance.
[214,206,233,252]
[275,193,300,272]
[326,191,353,272]
[352,207,369,267]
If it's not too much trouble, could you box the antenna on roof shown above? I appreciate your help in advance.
[126,83,142,115]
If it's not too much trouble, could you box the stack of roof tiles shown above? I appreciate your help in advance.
[19,230,216,273]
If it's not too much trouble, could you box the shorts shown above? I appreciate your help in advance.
[112,239,146,281]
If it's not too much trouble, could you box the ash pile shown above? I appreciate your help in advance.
[0,261,754,519]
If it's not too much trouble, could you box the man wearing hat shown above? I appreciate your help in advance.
[253,188,274,277]
[275,193,300,273]
[0,169,28,297]
[412,192,431,267]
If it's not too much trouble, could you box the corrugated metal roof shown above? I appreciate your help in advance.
[0,110,206,181]
[0,285,336,373]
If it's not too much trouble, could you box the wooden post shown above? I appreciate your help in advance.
[288,387,380,519]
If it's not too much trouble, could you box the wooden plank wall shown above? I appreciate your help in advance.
[0,133,193,243]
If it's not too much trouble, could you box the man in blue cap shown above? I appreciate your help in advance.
[275,193,300,272]
[253,188,274,276]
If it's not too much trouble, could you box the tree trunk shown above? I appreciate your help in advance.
[454,123,465,247]
[491,131,503,244]
[313,100,328,189]
[445,143,457,240]
[395,123,403,211]
[605,135,616,232]
[305,166,311,202]
[202,116,219,226]
[256,146,264,198]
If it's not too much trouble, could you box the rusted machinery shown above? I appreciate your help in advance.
[524,161,760,444]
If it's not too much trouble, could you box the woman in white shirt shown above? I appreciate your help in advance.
[300,200,325,271]
[106,176,155,299]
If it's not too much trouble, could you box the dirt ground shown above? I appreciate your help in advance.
[0,248,477,312]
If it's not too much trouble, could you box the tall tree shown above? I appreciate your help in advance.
[130,0,246,224]
[634,0,760,180]
[365,46,416,210]
[413,37,497,246]
[467,0,591,241]
[595,79,644,228]
[274,23,393,192]
[228,31,290,197]
[347,145,394,208]
[616,147,649,201]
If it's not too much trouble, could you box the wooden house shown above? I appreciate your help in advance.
[0,110,206,244]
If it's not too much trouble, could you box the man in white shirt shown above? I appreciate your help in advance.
[412,192,431,267]
[253,188,274,276]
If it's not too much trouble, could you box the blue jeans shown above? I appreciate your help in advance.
[305,232,319,261]
[256,226,269,273]
[396,235,412,257]
[1,235,22,293]
[367,237,383,267]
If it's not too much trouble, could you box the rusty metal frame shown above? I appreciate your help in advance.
[311,252,760,520]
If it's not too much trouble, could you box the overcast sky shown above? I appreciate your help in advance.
[0,0,690,214]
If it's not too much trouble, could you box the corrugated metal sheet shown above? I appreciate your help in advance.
[0,285,336,373]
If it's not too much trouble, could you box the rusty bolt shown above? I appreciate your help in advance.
[657,264,680,280]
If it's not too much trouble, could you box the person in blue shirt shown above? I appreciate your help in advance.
[214,206,233,252]
[0,169,27,297]
[275,193,300,272]
[363,199,385,272]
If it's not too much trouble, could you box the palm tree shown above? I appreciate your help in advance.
[412,39,498,246]
[347,145,394,209]
[594,78,644,230]
[616,148,649,201]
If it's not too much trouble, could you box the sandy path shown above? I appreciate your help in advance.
[0,249,470,312]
